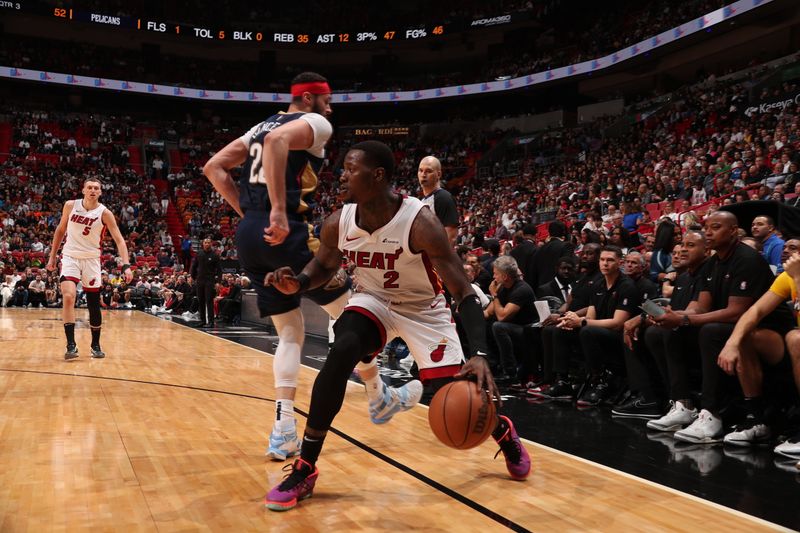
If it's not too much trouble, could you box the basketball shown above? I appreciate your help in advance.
[428,380,497,450]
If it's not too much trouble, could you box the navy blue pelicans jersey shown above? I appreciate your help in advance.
[237,112,332,220]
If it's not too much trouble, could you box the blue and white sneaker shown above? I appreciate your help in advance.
[266,424,302,462]
[368,380,423,424]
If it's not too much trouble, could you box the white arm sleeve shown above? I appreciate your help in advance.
[238,123,260,148]
[299,113,333,158]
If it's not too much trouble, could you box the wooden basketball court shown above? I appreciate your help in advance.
[0,308,788,531]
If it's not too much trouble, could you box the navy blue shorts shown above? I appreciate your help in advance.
[236,211,350,317]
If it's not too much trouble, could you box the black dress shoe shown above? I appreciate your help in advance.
[611,394,661,419]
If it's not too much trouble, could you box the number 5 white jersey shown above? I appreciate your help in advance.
[338,196,443,304]
[62,200,107,259]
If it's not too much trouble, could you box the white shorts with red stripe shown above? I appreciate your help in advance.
[60,255,102,292]
[345,291,464,381]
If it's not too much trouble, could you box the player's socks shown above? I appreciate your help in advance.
[299,434,325,466]
[90,326,101,347]
[274,400,295,432]
[363,373,384,403]
[64,323,75,345]
[267,400,301,461]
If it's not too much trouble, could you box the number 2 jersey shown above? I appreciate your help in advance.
[338,196,443,304]
[62,200,107,259]
[237,112,332,220]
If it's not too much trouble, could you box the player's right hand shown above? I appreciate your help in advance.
[263,211,290,246]
[784,252,800,280]
[455,354,502,407]
[264,266,300,294]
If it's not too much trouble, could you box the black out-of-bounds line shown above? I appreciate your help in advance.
[0,367,531,533]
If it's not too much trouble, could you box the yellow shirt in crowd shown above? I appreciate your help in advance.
[769,272,799,327]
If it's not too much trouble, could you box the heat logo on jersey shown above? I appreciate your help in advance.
[70,214,100,236]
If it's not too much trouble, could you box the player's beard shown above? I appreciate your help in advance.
[311,96,328,116]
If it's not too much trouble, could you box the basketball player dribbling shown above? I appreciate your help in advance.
[264,141,530,511]
[46,177,133,360]
[203,73,422,463]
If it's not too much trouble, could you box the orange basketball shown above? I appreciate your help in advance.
[428,380,497,449]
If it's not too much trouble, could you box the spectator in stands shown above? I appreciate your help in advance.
[100,283,116,309]
[621,203,641,234]
[551,246,639,406]
[652,211,793,444]
[30,236,44,253]
[650,220,679,284]
[751,215,784,273]
[27,274,46,308]
[602,205,618,224]
[510,224,539,290]
[716,238,800,447]
[536,256,577,313]
[624,251,659,302]
[611,251,663,418]
[531,220,574,290]
[582,213,605,235]
[1,275,14,307]
[181,235,192,262]
[691,180,707,206]
[609,226,631,255]
[157,250,174,268]
[484,255,536,382]
[480,239,502,273]
[9,273,29,307]
[740,236,758,250]
[218,275,250,324]
[151,155,164,179]
[659,202,678,224]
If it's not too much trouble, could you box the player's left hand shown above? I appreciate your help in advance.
[455,354,502,407]
[123,267,133,284]
[263,211,290,246]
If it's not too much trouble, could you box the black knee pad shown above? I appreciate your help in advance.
[86,291,102,327]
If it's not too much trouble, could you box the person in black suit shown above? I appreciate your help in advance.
[531,220,575,290]
[510,223,539,290]
[480,238,502,273]
[536,256,577,313]
[191,238,221,327]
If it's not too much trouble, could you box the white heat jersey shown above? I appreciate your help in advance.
[62,200,107,259]
[338,196,442,304]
